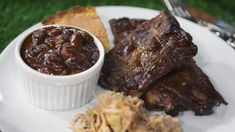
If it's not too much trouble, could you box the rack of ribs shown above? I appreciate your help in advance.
[100,12,227,116]
[99,12,198,94]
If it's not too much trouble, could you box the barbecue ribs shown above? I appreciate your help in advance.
[99,12,198,94]
[103,13,227,116]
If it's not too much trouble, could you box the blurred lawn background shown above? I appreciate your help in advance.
[0,0,235,53]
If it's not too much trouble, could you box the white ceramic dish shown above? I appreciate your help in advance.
[0,6,235,132]
[15,25,105,111]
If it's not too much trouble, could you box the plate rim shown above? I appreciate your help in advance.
[0,6,234,132]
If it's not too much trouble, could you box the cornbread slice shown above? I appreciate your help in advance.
[42,6,110,52]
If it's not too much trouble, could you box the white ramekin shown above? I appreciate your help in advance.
[15,25,105,111]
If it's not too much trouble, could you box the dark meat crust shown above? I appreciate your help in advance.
[105,16,227,116]
[142,60,227,116]
[109,18,146,45]
[99,12,198,93]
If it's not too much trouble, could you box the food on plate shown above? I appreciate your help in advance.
[70,92,181,132]
[143,60,227,116]
[103,16,227,116]
[110,18,146,45]
[99,11,198,95]
[16,24,105,110]
[21,26,99,75]
[42,6,110,53]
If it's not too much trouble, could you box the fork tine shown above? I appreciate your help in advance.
[163,0,192,18]
[178,6,192,18]
[163,0,174,11]
[184,10,192,18]
[173,7,181,17]
[177,7,187,17]
[173,7,187,18]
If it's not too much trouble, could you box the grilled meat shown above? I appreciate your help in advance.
[99,12,198,94]
[109,18,145,45]
[142,60,227,116]
[105,15,227,116]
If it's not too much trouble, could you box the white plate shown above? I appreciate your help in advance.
[0,6,235,132]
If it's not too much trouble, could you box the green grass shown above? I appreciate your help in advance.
[0,0,234,53]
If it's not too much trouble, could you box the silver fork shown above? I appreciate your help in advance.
[163,0,235,49]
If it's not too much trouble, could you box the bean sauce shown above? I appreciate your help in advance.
[21,26,99,75]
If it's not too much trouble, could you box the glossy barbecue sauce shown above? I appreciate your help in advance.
[21,26,99,75]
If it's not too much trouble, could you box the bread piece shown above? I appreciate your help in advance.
[42,6,110,53]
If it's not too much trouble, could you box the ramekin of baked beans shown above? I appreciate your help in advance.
[15,25,105,110]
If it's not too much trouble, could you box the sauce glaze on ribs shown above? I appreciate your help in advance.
[99,12,198,94]
[142,61,227,116]
[101,12,227,116]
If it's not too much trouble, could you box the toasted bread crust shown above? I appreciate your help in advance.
[42,6,96,24]
[42,6,110,52]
